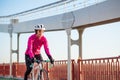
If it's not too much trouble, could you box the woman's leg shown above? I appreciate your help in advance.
[24,55,33,80]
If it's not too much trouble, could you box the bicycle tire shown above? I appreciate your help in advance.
[37,69,49,80]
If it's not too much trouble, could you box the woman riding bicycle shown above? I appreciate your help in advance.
[24,24,54,80]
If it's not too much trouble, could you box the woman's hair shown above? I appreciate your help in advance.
[35,30,37,34]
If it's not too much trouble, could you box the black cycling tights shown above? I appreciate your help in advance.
[24,54,43,80]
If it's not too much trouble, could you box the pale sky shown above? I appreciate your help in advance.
[0,0,120,63]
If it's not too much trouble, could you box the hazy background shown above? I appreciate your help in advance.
[0,0,120,63]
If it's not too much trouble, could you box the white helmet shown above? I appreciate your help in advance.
[34,24,45,30]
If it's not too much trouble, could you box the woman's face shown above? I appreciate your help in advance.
[36,30,44,37]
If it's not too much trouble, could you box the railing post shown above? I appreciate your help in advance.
[77,59,80,80]
[118,56,120,80]
[3,63,4,76]
[78,57,82,80]
[71,60,74,80]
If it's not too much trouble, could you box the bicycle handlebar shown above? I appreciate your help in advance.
[34,59,50,63]
[30,59,51,68]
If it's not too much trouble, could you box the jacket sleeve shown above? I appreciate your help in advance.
[27,36,34,59]
[43,37,51,57]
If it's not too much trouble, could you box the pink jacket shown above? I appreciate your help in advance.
[25,34,51,59]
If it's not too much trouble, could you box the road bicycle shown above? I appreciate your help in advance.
[29,59,51,80]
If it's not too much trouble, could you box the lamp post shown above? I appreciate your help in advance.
[8,23,13,77]
[8,19,18,77]
[62,12,75,80]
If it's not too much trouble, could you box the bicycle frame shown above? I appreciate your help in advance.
[30,60,50,80]
[31,62,43,80]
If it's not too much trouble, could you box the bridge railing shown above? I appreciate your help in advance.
[77,56,120,80]
[49,60,75,80]
[0,56,120,80]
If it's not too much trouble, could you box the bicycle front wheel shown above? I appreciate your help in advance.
[37,69,49,80]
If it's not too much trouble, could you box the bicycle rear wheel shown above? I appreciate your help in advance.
[37,69,49,80]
